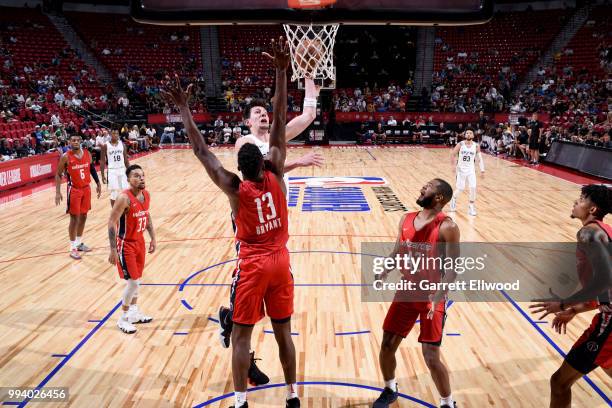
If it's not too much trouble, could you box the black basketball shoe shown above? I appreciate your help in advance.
[372,387,398,408]
[217,306,232,348]
[286,397,300,407]
[248,351,270,386]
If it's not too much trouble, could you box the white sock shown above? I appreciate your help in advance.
[70,241,76,250]
[121,310,129,320]
[234,391,247,407]
[75,236,81,246]
[385,379,397,392]
[286,383,298,400]
[440,394,453,406]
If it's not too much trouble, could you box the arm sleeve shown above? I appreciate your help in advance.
[90,162,100,184]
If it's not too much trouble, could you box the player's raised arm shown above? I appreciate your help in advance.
[162,76,239,196]
[285,78,319,140]
[263,38,289,175]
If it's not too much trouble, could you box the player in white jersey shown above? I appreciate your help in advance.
[235,77,324,172]
[449,129,484,216]
[100,129,130,206]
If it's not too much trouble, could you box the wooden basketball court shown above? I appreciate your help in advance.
[0,146,609,407]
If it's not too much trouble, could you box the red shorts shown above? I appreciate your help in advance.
[566,312,612,374]
[230,247,294,325]
[383,301,447,345]
[66,184,91,215]
[117,240,146,280]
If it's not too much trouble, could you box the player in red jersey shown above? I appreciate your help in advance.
[55,134,102,260]
[162,39,299,408]
[107,164,157,334]
[372,178,460,408]
[530,184,611,408]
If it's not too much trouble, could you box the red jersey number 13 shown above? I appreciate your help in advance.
[255,192,277,224]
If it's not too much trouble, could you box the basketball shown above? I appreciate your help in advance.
[295,38,323,77]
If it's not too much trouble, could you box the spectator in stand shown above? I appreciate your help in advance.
[54,90,65,106]
[127,125,140,152]
[517,127,529,160]
[232,123,242,142]
[222,123,232,144]
[437,122,451,145]
[50,112,61,126]
[0,138,14,160]
[356,123,369,144]
[374,122,386,145]
[214,116,224,128]
[160,126,175,145]
[146,126,157,144]
[387,116,397,126]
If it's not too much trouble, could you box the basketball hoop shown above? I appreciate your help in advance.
[283,23,339,89]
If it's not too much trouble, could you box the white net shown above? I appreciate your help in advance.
[283,23,339,87]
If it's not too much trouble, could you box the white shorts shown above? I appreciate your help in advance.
[456,169,477,190]
[108,168,128,200]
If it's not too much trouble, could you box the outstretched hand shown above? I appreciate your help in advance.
[262,36,290,71]
[160,74,193,109]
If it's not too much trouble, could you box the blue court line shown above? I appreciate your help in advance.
[193,381,435,407]
[180,299,193,310]
[263,330,299,336]
[87,319,101,323]
[16,300,123,408]
[51,354,67,358]
[446,333,461,336]
[173,332,189,336]
[500,290,611,406]
[366,150,377,160]
[2,403,20,406]
[179,259,237,292]
[177,250,384,297]
[208,317,219,323]
[335,330,371,336]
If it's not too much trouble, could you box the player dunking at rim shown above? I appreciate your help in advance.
[163,38,300,408]
[107,164,157,334]
[55,134,102,260]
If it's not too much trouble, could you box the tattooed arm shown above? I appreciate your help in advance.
[107,193,130,265]
[563,225,612,304]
